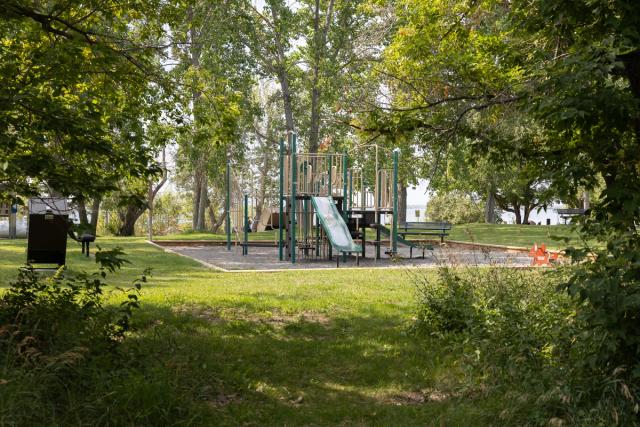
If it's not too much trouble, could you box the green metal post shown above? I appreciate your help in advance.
[342,152,348,220]
[376,170,382,259]
[361,172,366,258]
[349,171,353,214]
[342,152,348,263]
[243,193,249,256]
[278,137,284,260]
[291,133,297,264]
[392,149,399,255]
[8,201,16,240]
[226,160,231,251]
[328,155,332,197]
[327,154,332,260]
[303,161,309,256]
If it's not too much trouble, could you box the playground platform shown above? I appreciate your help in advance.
[150,241,532,272]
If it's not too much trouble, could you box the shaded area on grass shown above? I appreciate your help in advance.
[0,238,570,425]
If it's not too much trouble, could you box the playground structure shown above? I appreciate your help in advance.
[225,133,424,266]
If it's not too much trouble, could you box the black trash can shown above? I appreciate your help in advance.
[27,198,70,266]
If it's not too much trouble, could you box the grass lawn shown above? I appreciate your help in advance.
[0,237,543,426]
[153,223,584,250]
[447,223,584,249]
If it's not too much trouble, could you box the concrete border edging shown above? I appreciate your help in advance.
[146,240,230,272]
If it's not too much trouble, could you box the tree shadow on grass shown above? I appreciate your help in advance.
[101,301,497,427]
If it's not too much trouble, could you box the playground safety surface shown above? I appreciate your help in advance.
[152,241,532,272]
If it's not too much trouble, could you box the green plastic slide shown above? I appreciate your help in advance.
[311,197,361,254]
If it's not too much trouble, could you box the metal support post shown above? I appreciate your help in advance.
[376,171,381,260]
[243,193,249,256]
[342,152,348,263]
[226,160,231,251]
[327,154,332,260]
[392,148,399,255]
[290,133,297,264]
[278,138,284,260]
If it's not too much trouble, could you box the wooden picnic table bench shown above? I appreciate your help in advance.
[398,221,452,243]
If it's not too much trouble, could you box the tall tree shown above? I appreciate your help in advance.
[0,0,169,201]
[364,0,640,414]
[241,0,299,133]
[168,0,254,232]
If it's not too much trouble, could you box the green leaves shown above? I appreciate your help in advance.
[0,0,171,200]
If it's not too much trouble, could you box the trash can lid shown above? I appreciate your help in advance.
[29,198,70,215]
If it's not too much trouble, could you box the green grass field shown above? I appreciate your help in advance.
[0,237,544,425]
[447,223,583,248]
[155,223,583,250]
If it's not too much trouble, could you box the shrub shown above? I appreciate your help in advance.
[412,266,588,422]
[413,263,640,425]
[425,190,487,224]
[414,267,573,363]
[0,248,150,425]
[0,248,148,389]
[563,233,640,424]
[414,267,477,334]
[0,248,147,364]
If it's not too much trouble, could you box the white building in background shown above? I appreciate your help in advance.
[406,204,425,222]
[0,213,28,238]
[405,179,568,225]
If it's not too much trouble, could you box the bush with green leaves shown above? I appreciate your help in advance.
[0,247,148,368]
[563,232,640,422]
[414,267,477,334]
[413,263,640,424]
[425,191,487,224]
[414,267,573,361]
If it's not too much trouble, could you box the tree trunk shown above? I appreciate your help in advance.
[398,184,407,225]
[118,149,167,238]
[523,206,531,224]
[89,198,100,234]
[269,5,297,134]
[583,190,590,210]
[196,174,208,231]
[308,0,322,153]
[208,201,226,233]
[193,170,202,229]
[277,67,295,133]
[118,205,144,236]
[514,205,522,224]
[253,135,270,232]
[485,190,496,223]
[307,0,335,153]
[187,5,206,231]
[77,199,89,229]
[147,148,168,239]
[620,50,640,137]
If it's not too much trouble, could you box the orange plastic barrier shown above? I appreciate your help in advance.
[528,243,559,266]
